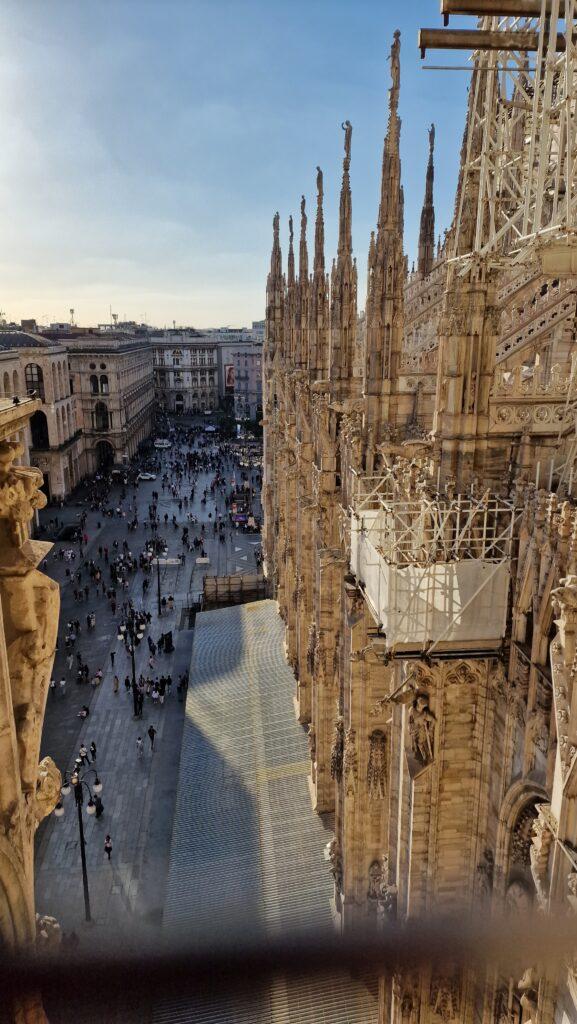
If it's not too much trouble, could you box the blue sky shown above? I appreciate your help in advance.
[0,0,473,328]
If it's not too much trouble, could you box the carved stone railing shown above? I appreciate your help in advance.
[489,363,575,434]
[497,279,576,365]
[491,363,573,398]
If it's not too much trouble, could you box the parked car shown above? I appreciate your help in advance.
[138,472,157,481]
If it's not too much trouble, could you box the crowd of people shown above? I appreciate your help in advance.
[45,421,263,858]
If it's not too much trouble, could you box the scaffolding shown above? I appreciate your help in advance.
[420,1,577,274]
[349,476,519,655]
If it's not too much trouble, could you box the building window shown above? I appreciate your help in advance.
[94,401,110,431]
[89,363,96,370]
[100,374,109,395]
[172,349,182,366]
[100,363,106,370]
[90,374,99,395]
[25,363,45,401]
[69,377,74,394]
[30,410,50,449]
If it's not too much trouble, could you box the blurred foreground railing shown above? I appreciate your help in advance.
[1,915,577,1009]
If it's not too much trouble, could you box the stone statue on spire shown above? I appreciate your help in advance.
[388,30,401,114]
[429,122,435,154]
[342,120,352,168]
[301,195,307,233]
[316,165,323,202]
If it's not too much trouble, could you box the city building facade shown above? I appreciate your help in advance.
[150,325,264,416]
[264,29,577,1024]
[65,334,155,470]
[233,343,262,420]
[150,330,218,414]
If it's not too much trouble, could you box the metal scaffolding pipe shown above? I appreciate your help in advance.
[419,27,566,56]
[441,0,561,15]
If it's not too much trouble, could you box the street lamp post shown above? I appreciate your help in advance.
[118,609,147,717]
[156,552,162,616]
[150,537,167,617]
[54,764,102,923]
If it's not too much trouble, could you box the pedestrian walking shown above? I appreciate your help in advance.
[136,737,144,757]
[110,650,115,668]
[94,794,104,818]
[59,677,66,697]
[104,835,112,860]
[147,725,157,751]
[78,744,90,766]
[89,741,97,761]
[66,653,74,672]
[50,678,56,696]
[113,674,119,694]
[124,675,131,693]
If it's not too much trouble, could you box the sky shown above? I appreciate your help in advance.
[0,0,474,329]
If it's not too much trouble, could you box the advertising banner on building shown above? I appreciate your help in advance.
[225,364,235,390]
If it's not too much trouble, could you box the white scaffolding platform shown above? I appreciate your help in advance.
[349,477,517,655]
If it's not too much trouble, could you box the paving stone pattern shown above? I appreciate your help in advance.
[156,600,378,1024]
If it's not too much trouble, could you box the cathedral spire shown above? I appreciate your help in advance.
[270,211,282,283]
[265,211,283,364]
[330,119,358,394]
[299,195,308,283]
[314,167,325,277]
[364,30,405,448]
[297,195,309,369]
[287,215,295,288]
[309,167,329,379]
[338,120,353,258]
[418,124,435,278]
[376,30,401,238]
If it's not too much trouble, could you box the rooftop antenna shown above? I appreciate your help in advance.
[112,312,118,328]
[173,320,176,330]
[69,308,75,326]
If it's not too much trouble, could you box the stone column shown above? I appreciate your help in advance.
[0,436,62,1023]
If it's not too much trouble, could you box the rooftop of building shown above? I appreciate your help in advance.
[0,329,62,351]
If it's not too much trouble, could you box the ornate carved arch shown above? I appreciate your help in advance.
[494,780,548,902]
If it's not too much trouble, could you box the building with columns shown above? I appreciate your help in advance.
[65,334,155,470]
[264,27,577,1024]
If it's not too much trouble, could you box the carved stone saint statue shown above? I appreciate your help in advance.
[330,715,345,781]
[328,838,343,894]
[408,693,435,765]
[342,120,352,168]
[343,727,358,795]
